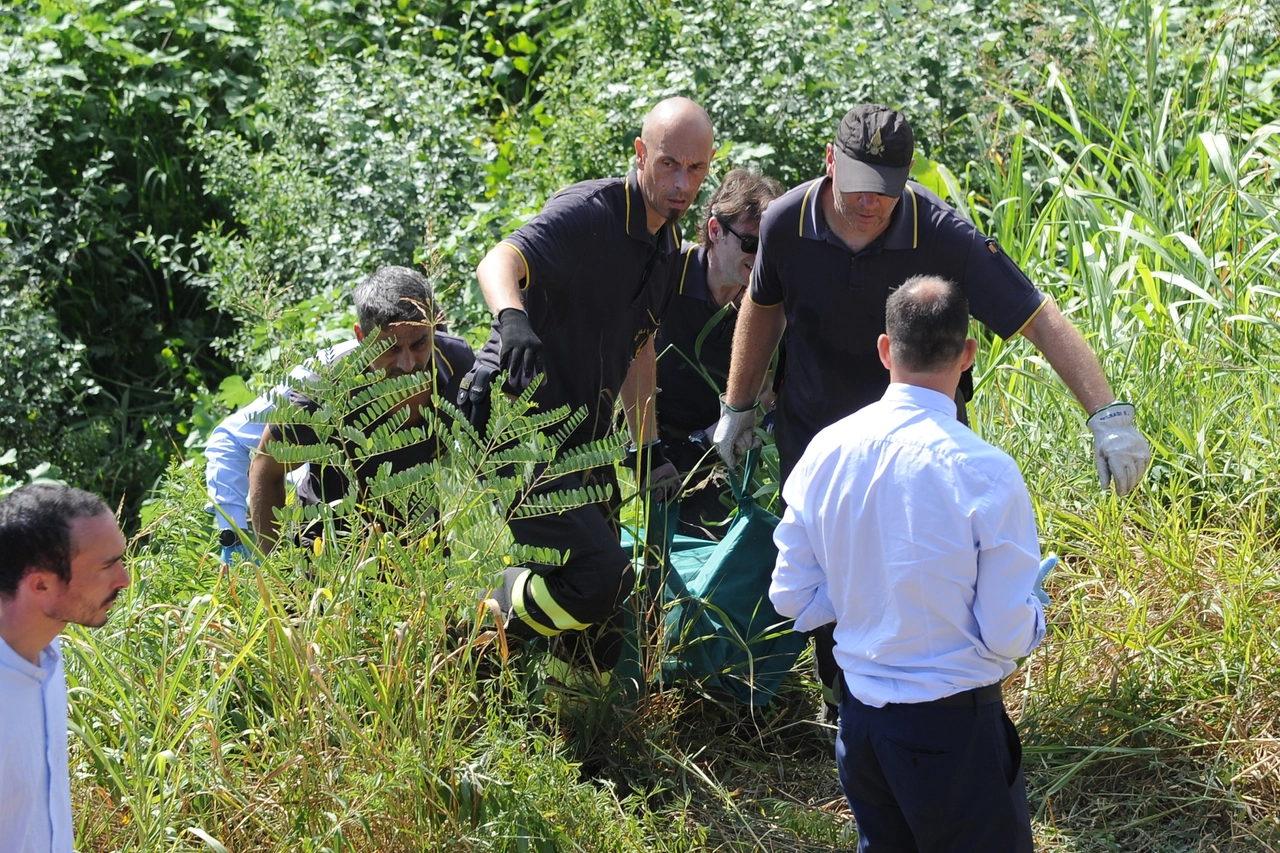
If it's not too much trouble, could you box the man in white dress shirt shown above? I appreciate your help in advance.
[770,274,1045,852]
[0,484,131,853]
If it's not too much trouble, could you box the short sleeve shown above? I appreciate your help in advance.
[963,236,1045,340]
[748,213,784,308]
[503,187,605,293]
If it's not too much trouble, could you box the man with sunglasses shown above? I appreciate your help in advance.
[459,97,716,662]
[654,167,782,539]
[716,103,1152,724]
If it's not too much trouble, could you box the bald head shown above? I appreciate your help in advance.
[634,97,715,233]
[640,97,713,143]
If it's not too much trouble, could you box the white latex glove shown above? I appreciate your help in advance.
[712,399,760,471]
[1087,402,1151,496]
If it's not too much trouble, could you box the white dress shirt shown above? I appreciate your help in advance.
[769,383,1045,707]
[204,340,360,530]
[0,636,73,853]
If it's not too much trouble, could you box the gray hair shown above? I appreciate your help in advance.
[354,266,436,334]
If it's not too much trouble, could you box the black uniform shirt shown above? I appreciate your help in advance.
[749,177,1046,470]
[655,243,737,434]
[274,331,476,506]
[475,172,685,450]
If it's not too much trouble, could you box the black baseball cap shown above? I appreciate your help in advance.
[832,104,914,197]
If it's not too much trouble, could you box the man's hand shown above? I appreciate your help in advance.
[712,399,760,470]
[497,308,543,393]
[1034,553,1058,606]
[1087,402,1151,496]
[457,364,498,434]
[626,440,682,504]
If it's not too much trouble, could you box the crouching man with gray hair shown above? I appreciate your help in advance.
[769,275,1047,852]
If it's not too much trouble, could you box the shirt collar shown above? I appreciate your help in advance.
[675,243,711,301]
[881,382,958,418]
[0,634,59,680]
[799,176,920,251]
[625,170,682,252]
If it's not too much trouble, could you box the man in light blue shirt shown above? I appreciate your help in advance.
[770,274,1045,852]
[0,484,131,853]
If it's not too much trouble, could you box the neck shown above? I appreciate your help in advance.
[704,254,743,308]
[888,371,961,404]
[820,180,887,253]
[645,207,668,237]
[0,601,61,667]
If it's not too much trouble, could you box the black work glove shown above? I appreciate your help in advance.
[624,440,682,504]
[497,308,544,394]
[457,364,498,435]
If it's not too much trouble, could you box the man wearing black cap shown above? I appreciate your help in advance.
[715,103,1151,720]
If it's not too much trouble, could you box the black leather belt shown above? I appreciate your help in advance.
[903,682,1003,709]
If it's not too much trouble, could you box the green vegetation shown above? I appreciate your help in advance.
[2,0,1279,849]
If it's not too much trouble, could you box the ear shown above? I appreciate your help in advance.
[959,338,978,372]
[707,216,722,244]
[634,137,647,170]
[353,323,365,342]
[825,144,837,178]
[877,334,893,371]
[22,569,58,599]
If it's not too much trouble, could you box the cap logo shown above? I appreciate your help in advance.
[868,128,885,156]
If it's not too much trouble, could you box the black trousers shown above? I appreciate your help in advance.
[836,682,1033,853]
[499,466,634,668]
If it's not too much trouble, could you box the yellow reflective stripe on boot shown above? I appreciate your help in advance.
[510,570,559,637]
[526,574,591,632]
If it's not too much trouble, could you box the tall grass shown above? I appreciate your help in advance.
[58,0,1280,851]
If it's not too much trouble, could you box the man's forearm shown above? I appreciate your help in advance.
[726,300,786,410]
[621,337,660,447]
[476,243,528,315]
[1020,300,1115,415]
[248,440,289,553]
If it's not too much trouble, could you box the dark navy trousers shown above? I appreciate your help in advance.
[837,683,1034,853]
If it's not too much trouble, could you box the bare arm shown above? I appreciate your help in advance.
[1019,300,1116,415]
[248,426,294,554]
[475,242,527,315]
[621,336,660,447]
[725,300,786,410]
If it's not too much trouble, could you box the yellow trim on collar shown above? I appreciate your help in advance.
[625,181,632,236]
[678,246,696,295]
[905,184,918,249]
[1010,298,1049,340]
[800,180,820,237]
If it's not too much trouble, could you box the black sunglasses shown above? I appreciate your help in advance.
[720,219,759,254]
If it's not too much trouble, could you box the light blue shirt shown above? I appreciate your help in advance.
[204,340,360,530]
[769,383,1046,707]
[0,636,73,853]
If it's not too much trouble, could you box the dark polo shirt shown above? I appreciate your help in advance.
[749,177,1045,471]
[273,331,476,507]
[656,243,738,435]
[476,172,684,451]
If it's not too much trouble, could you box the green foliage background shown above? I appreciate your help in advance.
[3,0,1280,848]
